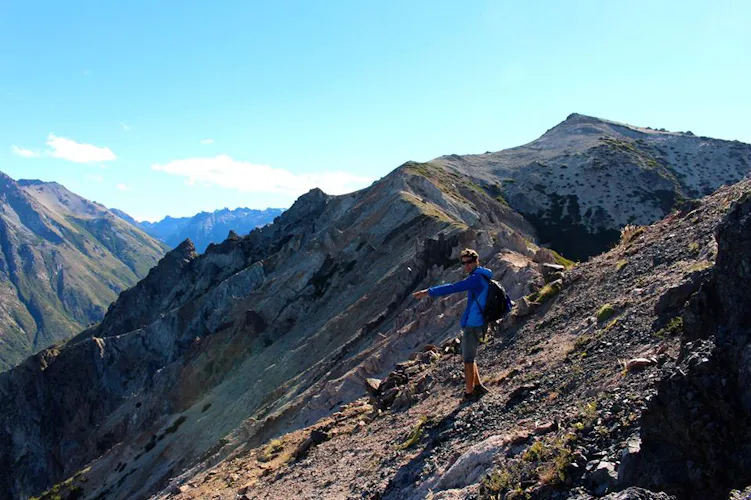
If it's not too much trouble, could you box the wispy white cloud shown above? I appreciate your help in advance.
[11,145,40,158]
[120,123,131,132]
[152,155,372,197]
[116,183,129,191]
[126,212,159,223]
[47,134,116,163]
[200,138,215,145]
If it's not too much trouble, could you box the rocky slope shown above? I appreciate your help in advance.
[0,172,169,371]
[1,116,749,500]
[155,179,751,500]
[0,163,543,499]
[133,207,284,252]
[438,113,751,260]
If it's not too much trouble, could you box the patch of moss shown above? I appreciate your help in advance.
[528,281,562,304]
[551,250,575,269]
[655,316,683,337]
[399,415,430,450]
[687,260,713,273]
[523,440,549,462]
[596,304,615,322]
[577,400,599,429]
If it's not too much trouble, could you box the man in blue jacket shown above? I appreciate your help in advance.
[413,248,491,402]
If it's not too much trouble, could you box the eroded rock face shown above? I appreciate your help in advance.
[0,166,542,499]
[635,194,751,498]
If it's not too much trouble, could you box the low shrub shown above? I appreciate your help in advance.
[619,225,645,245]
[259,438,285,462]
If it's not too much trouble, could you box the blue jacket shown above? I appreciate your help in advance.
[428,267,492,327]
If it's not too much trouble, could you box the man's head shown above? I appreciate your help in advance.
[460,248,479,274]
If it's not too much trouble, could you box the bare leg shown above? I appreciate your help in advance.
[473,363,481,389]
[464,362,474,394]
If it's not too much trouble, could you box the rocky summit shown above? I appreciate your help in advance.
[438,113,751,260]
[0,172,169,371]
[0,115,749,500]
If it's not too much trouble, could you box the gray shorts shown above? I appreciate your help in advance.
[462,324,487,363]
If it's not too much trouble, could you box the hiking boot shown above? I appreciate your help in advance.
[472,384,490,398]
[460,391,476,404]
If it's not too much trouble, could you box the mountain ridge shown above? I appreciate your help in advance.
[128,206,285,252]
[435,113,751,259]
[0,172,169,371]
[1,115,749,499]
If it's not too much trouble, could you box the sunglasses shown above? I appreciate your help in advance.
[461,259,476,265]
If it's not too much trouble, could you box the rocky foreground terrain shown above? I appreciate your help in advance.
[2,115,750,500]
[142,180,751,499]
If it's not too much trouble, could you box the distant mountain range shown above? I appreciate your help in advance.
[0,172,169,371]
[112,207,285,253]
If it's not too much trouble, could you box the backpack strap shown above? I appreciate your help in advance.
[471,272,491,320]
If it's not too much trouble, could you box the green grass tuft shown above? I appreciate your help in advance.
[399,415,429,450]
[655,316,683,337]
[259,438,285,462]
[551,250,575,269]
[528,281,562,304]
[596,304,615,322]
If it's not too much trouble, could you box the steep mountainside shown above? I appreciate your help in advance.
[155,179,751,500]
[437,113,751,259]
[0,116,749,500]
[0,164,543,499]
[0,173,169,371]
[134,207,284,252]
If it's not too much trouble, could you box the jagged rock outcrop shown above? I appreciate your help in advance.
[632,193,751,498]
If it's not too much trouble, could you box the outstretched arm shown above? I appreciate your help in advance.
[425,274,484,298]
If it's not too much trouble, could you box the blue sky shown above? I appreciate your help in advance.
[1,1,749,221]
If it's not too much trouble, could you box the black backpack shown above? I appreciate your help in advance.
[474,274,512,323]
